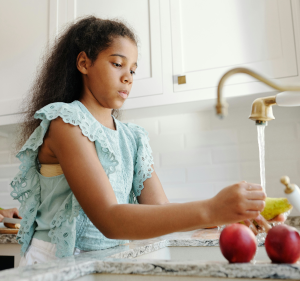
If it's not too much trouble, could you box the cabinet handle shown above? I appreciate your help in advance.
[178,75,186,85]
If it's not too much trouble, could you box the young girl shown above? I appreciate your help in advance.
[10,16,281,267]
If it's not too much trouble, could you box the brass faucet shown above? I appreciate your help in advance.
[216,67,300,125]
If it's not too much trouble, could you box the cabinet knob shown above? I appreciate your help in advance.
[178,75,186,85]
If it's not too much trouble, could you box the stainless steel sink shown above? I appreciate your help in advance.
[129,246,270,262]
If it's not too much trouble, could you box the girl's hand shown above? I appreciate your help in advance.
[242,213,287,235]
[209,181,266,226]
[0,208,22,222]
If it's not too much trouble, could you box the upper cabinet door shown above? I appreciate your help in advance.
[171,0,298,93]
[51,0,163,98]
[0,0,49,118]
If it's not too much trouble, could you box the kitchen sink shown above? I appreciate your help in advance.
[128,246,270,262]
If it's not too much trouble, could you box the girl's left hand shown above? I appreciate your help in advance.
[243,214,286,235]
[0,208,22,222]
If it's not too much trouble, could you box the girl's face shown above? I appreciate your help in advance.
[78,36,138,109]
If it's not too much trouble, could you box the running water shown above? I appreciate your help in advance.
[257,125,266,193]
[251,125,267,247]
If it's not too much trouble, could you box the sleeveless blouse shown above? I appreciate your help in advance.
[9,100,154,258]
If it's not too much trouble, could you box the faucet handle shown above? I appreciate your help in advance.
[280,176,294,194]
[281,176,290,186]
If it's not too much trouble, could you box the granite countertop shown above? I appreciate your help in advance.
[0,222,18,244]
[0,217,300,281]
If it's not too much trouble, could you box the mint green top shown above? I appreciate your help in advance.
[10,100,154,258]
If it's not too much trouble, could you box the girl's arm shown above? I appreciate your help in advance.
[48,117,265,240]
[136,167,213,232]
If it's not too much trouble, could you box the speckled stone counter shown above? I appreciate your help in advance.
[0,217,300,281]
[0,234,18,244]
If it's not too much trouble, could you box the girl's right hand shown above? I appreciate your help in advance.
[209,181,266,227]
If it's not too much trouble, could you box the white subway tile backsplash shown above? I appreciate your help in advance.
[241,160,299,182]
[213,180,244,194]
[159,112,210,135]
[0,137,10,151]
[152,152,160,169]
[149,134,184,153]
[130,118,159,136]
[297,123,300,139]
[0,193,20,209]
[163,182,215,201]
[265,124,297,143]
[187,163,241,183]
[0,179,10,192]
[212,144,259,163]
[160,148,211,167]
[240,162,263,182]
[154,167,186,184]
[266,160,299,178]
[10,152,20,164]
[265,142,300,160]
[238,127,259,144]
[186,129,238,148]
[238,124,298,145]
[0,164,19,178]
[210,106,254,130]
[0,151,10,165]
[271,107,300,124]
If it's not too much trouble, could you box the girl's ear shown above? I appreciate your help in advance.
[77,51,90,75]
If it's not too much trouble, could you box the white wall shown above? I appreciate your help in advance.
[0,104,299,216]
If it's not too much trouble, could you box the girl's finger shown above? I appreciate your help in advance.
[245,210,261,219]
[246,191,266,200]
[246,200,265,211]
[13,212,20,218]
[244,183,263,191]
[243,220,258,235]
[268,214,286,223]
[255,215,272,233]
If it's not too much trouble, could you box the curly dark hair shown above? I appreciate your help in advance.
[14,15,138,153]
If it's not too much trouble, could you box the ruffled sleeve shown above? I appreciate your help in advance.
[10,119,50,256]
[126,123,154,200]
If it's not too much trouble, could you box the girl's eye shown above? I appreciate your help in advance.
[113,63,136,75]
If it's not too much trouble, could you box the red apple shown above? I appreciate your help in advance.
[219,223,257,263]
[265,224,300,263]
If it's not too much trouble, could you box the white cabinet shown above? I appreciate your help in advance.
[0,0,50,123]
[52,0,163,99]
[170,0,298,93]
[125,0,300,112]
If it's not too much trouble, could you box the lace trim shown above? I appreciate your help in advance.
[127,123,154,197]
[48,192,81,257]
[10,124,47,256]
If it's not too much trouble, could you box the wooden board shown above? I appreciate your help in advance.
[0,228,19,234]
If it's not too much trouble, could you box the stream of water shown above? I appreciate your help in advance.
[257,125,266,193]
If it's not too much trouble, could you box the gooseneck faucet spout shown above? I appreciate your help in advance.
[216,67,300,124]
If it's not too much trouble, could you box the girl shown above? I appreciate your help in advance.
[10,16,280,267]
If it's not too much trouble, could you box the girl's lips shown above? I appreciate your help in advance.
[118,91,128,99]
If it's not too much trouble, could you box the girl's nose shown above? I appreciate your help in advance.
[121,72,133,84]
